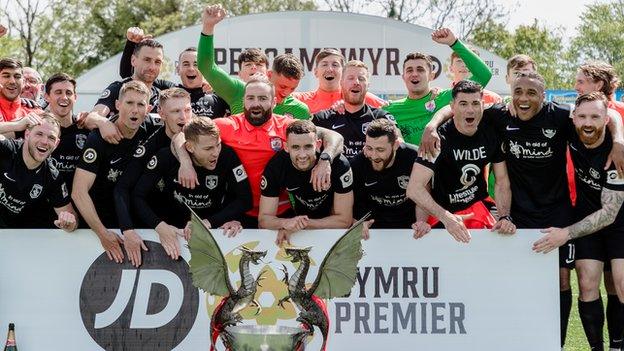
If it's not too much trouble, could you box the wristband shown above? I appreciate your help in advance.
[499,215,513,223]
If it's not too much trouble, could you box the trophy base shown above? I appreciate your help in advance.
[224,325,310,351]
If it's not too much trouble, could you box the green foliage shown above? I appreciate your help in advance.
[569,0,624,85]
[470,19,574,89]
[7,0,317,79]
[0,35,21,60]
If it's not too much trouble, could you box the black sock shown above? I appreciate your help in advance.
[561,289,572,346]
[607,295,624,349]
[579,298,605,350]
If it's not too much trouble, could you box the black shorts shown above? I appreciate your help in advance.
[575,230,624,262]
[559,241,575,269]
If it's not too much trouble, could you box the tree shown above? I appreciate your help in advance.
[2,0,318,78]
[470,19,573,89]
[320,0,511,38]
[0,0,51,67]
[569,0,624,83]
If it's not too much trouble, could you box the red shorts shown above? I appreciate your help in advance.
[427,199,496,229]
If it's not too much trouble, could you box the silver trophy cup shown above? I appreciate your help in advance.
[224,325,310,351]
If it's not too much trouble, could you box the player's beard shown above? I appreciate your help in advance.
[244,106,271,126]
[576,125,604,146]
[343,88,365,106]
[369,151,395,171]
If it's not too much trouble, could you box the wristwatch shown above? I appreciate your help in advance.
[319,152,332,162]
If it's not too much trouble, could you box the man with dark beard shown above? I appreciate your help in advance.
[92,39,170,117]
[173,76,344,228]
[312,60,395,159]
[420,72,624,349]
[534,92,624,351]
[350,119,425,239]
[258,120,353,245]
[118,27,230,118]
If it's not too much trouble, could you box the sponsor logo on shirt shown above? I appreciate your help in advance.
[83,148,97,163]
[29,184,43,199]
[3,172,15,182]
[364,181,378,187]
[100,89,111,99]
[147,155,158,170]
[107,168,121,182]
[205,175,218,190]
[340,169,353,188]
[233,165,248,182]
[332,123,346,129]
[607,170,624,186]
[459,164,481,191]
[260,175,267,190]
[508,140,553,159]
[270,137,283,152]
[134,145,146,158]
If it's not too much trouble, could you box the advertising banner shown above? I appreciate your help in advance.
[0,228,559,350]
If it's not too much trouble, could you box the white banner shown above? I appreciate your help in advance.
[0,228,559,350]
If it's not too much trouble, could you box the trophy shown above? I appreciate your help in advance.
[186,206,368,351]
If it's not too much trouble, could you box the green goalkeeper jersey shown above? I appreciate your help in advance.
[383,39,492,145]
[197,34,310,119]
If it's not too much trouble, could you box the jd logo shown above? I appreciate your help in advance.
[80,241,199,350]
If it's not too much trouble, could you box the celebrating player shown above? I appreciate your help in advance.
[258,120,353,245]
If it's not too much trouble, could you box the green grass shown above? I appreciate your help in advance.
[565,271,612,350]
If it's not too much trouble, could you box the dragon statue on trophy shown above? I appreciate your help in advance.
[278,215,368,351]
[187,202,368,351]
[186,208,267,351]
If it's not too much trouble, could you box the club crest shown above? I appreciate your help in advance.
[397,175,410,189]
[542,129,556,139]
[30,184,43,199]
[270,137,283,151]
[205,175,218,190]
[75,134,87,149]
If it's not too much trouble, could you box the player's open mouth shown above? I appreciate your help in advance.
[324,75,335,81]
[129,117,139,122]
[350,89,361,94]
[177,122,186,128]
[36,146,49,153]
[518,104,531,111]
[582,127,595,135]
[410,80,420,85]
[58,100,69,107]
[465,117,475,124]
[186,75,197,81]
[208,160,217,167]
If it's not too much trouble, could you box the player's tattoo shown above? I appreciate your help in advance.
[568,188,624,239]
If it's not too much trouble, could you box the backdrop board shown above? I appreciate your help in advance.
[75,11,509,112]
[0,228,559,350]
